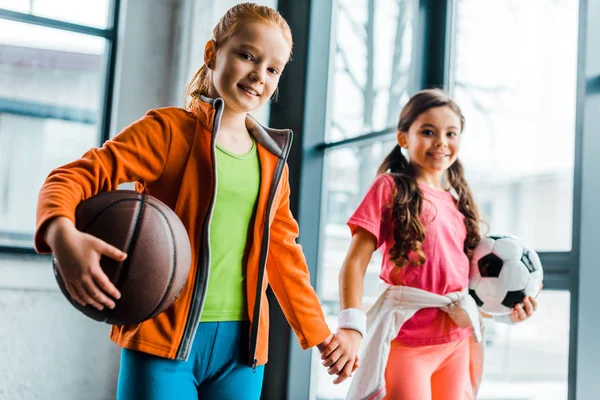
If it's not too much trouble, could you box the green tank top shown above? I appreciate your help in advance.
[200,139,260,322]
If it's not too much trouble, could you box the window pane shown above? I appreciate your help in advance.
[451,0,579,251]
[478,290,569,400]
[326,0,416,142]
[0,20,106,248]
[0,0,111,28]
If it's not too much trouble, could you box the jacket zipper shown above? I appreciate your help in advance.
[174,99,224,360]
[248,131,294,370]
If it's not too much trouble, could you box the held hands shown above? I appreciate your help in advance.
[318,329,362,384]
[47,217,125,310]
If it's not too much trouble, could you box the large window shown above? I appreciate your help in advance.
[0,2,117,250]
[307,0,579,398]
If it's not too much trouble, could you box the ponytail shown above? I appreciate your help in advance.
[185,64,210,110]
[377,145,426,268]
[447,159,482,259]
[377,145,409,175]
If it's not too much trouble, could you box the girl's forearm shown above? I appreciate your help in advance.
[44,217,75,250]
[339,261,367,310]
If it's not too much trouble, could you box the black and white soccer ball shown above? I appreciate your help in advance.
[469,235,543,315]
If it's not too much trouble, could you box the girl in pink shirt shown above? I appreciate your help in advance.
[322,89,538,399]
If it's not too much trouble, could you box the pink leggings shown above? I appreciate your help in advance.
[384,337,474,400]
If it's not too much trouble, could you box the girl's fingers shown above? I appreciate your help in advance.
[80,278,110,310]
[327,355,348,375]
[78,283,104,310]
[97,239,127,262]
[91,266,121,300]
[66,283,86,306]
[523,298,534,315]
[321,338,339,360]
[322,348,342,369]
[516,304,527,320]
[529,296,538,310]
[333,359,354,384]
[352,356,360,373]
[317,333,334,353]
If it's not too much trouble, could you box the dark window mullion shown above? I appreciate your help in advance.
[319,127,396,151]
[417,0,452,89]
[99,0,120,142]
[0,98,97,124]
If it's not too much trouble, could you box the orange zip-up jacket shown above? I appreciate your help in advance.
[35,97,331,365]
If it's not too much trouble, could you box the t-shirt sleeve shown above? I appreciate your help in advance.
[347,174,395,249]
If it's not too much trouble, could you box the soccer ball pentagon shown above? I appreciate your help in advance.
[469,235,543,315]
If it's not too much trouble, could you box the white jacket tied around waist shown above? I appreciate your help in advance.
[346,285,482,400]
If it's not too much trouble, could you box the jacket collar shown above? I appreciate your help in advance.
[193,95,292,160]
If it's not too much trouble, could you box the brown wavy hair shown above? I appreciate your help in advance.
[377,89,482,267]
[185,3,293,109]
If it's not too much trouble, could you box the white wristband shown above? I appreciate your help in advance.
[337,308,367,338]
[492,313,516,325]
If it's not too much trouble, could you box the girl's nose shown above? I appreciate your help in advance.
[434,134,448,147]
[250,70,265,84]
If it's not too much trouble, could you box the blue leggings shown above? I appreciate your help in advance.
[116,321,264,399]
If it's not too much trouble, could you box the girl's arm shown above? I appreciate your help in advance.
[36,110,173,309]
[265,165,332,347]
[320,227,377,383]
[339,227,377,310]
[36,110,173,253]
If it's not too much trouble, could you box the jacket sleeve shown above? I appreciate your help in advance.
[266,165,331,349]
[35,109,172,253]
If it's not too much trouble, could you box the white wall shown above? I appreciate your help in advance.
[0,259,119,400]
[110,0,180,136]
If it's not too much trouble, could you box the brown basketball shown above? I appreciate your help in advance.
[52,190,192,325]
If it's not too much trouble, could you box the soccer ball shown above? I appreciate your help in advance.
[469,235,543,315]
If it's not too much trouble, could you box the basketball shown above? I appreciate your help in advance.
[52,190,192,325]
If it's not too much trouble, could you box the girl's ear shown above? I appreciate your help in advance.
[204,40,217,69]
[397,131,408,149]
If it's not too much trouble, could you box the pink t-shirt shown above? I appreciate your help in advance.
[347,173,472,346]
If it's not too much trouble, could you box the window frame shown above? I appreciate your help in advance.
[0,1,121,254]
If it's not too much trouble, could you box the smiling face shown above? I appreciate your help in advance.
[205,21,291,114]
[398,105,463,185]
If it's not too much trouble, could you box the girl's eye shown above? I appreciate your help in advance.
[422,130,434,136]
[268,68,280,75]
[448,132,458,137]
[240,53,254,61]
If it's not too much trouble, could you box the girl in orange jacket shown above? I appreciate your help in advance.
[35,3,356,399]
